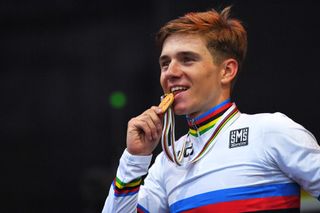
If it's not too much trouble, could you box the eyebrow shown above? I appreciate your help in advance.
[159,51,201,63]
[159,55,170,64]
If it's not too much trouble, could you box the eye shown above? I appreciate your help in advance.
[182,56,194,65]
[160,60,170,71]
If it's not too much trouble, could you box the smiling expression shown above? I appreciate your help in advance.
[159,33,230,118]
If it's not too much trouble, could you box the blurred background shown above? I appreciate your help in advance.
[1,0,319,212]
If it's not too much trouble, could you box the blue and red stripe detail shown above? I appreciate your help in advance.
[187,99,231,127]
[170,183,300,212]
[137,204,150,213]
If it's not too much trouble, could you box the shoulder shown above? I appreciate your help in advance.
[238,112,316,145]
[240,112,303,134]
[241,111,317,147]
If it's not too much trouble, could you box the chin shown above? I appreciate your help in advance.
[173,105,189,116]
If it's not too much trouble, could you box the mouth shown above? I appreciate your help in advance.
[170,86,188,96]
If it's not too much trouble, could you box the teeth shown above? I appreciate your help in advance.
[171,86,187,93]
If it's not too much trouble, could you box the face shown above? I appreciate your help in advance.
[159,33,228,118]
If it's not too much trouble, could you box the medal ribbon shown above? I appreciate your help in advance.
[161,103,240,166]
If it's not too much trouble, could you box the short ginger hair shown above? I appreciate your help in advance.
[156,6,247,71]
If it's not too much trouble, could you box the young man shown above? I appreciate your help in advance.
[102,6,320,212]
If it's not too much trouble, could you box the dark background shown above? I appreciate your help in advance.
[1,0,319,212]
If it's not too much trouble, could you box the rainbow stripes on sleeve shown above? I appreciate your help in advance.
[112,176,142,197]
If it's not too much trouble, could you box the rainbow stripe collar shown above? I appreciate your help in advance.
[162,101,239,166]
[186,99,232,137]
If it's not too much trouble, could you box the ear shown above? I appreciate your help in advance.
[220,59,238,85]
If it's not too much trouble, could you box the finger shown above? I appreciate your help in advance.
[141,113,159,141]
[151,106,162,115]
[149,107,163,132]
[131,117,153,142]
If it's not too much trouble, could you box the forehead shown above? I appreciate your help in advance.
[160,33,209,57]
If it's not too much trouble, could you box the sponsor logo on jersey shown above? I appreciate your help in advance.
[178,143,194,158]
[229,127,249,148]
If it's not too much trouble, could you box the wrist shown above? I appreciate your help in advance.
[126,147,153,156]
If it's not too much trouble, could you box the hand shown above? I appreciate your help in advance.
[126,106,163,155]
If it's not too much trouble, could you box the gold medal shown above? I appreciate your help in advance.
[159,93,174,113]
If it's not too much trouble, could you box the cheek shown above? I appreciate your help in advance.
[160,74,166,89]
[204,70,220,86]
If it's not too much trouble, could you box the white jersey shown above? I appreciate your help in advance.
[102,107,320,212]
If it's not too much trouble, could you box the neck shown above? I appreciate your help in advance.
[186,99,232,136]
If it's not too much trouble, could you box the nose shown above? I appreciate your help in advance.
[160,60,183,92]
[166,60,183,79]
